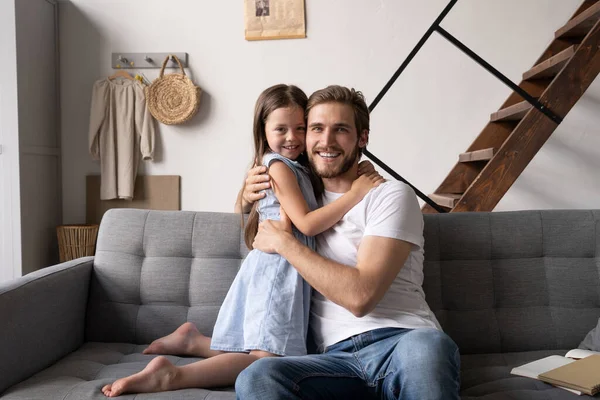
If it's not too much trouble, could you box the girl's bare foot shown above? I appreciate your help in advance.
[143,322,203,356]
[101,356,178,397]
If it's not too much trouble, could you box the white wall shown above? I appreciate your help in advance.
[0,0,22,282]
[59,0,599,223]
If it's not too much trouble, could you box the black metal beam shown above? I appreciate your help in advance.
[365,0,459,213]
[369,0,458,113]
[363,150,448,213]
[435,26,563,125]
[364,0,565,214]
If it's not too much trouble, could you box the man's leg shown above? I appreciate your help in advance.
[380,328,460,400]
[235,351,374,399]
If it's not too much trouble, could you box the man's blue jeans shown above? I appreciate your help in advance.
[236,327,460,399]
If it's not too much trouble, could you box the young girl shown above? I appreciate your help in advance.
[101,84,383,397]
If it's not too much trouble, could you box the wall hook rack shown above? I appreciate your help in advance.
[111,52,188,69]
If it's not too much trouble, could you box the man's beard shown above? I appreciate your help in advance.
[309,143,360,179]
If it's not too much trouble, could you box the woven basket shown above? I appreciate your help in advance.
[57,224,99,262]
[146,55,202,125]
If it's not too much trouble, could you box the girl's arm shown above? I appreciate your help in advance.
[236,160,377,213]
[269,161,383,236]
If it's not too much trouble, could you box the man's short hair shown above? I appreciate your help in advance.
[306,85,370,146]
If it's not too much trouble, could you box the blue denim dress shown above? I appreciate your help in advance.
[210,152,318,356]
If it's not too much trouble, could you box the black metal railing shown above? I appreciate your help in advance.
[365,0,562,213]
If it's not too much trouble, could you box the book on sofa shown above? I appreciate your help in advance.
[538,355,600,396]
[510,349,600,396]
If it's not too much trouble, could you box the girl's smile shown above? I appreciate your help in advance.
[264,106,306,160]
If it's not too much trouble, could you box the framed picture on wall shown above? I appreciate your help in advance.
[244,0,306,40]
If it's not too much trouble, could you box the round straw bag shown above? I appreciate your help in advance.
[146,55,202,125]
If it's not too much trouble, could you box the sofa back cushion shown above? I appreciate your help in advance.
[86,209,248,344]
[423,210,600,354]
[87,208,600,356]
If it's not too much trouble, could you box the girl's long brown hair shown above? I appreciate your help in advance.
[243,84,323,249]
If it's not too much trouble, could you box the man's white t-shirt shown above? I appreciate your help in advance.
[310,180,441,351]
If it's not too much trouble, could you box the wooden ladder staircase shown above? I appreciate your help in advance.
[423,0,600,213]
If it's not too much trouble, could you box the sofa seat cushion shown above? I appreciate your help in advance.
[3,343,588,399]
[460,350,584,399]
[1,342,235,400]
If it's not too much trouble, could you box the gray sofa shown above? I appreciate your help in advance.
[1,208,598,399]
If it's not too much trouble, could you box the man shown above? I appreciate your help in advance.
[235,85,460,399]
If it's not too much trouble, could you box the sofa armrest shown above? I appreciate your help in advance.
[0,257,94,394]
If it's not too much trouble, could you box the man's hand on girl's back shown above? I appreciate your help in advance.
[243,165,271,206]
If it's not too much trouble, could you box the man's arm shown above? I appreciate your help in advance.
[253,212,412,317]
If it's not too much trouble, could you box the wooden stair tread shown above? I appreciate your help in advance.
[459,148,495,162]
[523,45,577,80]
[423,1,600,214]
[555,1,600,38]
[490,100,533,122]
[429,193,462,208]
[449,11,600,213]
